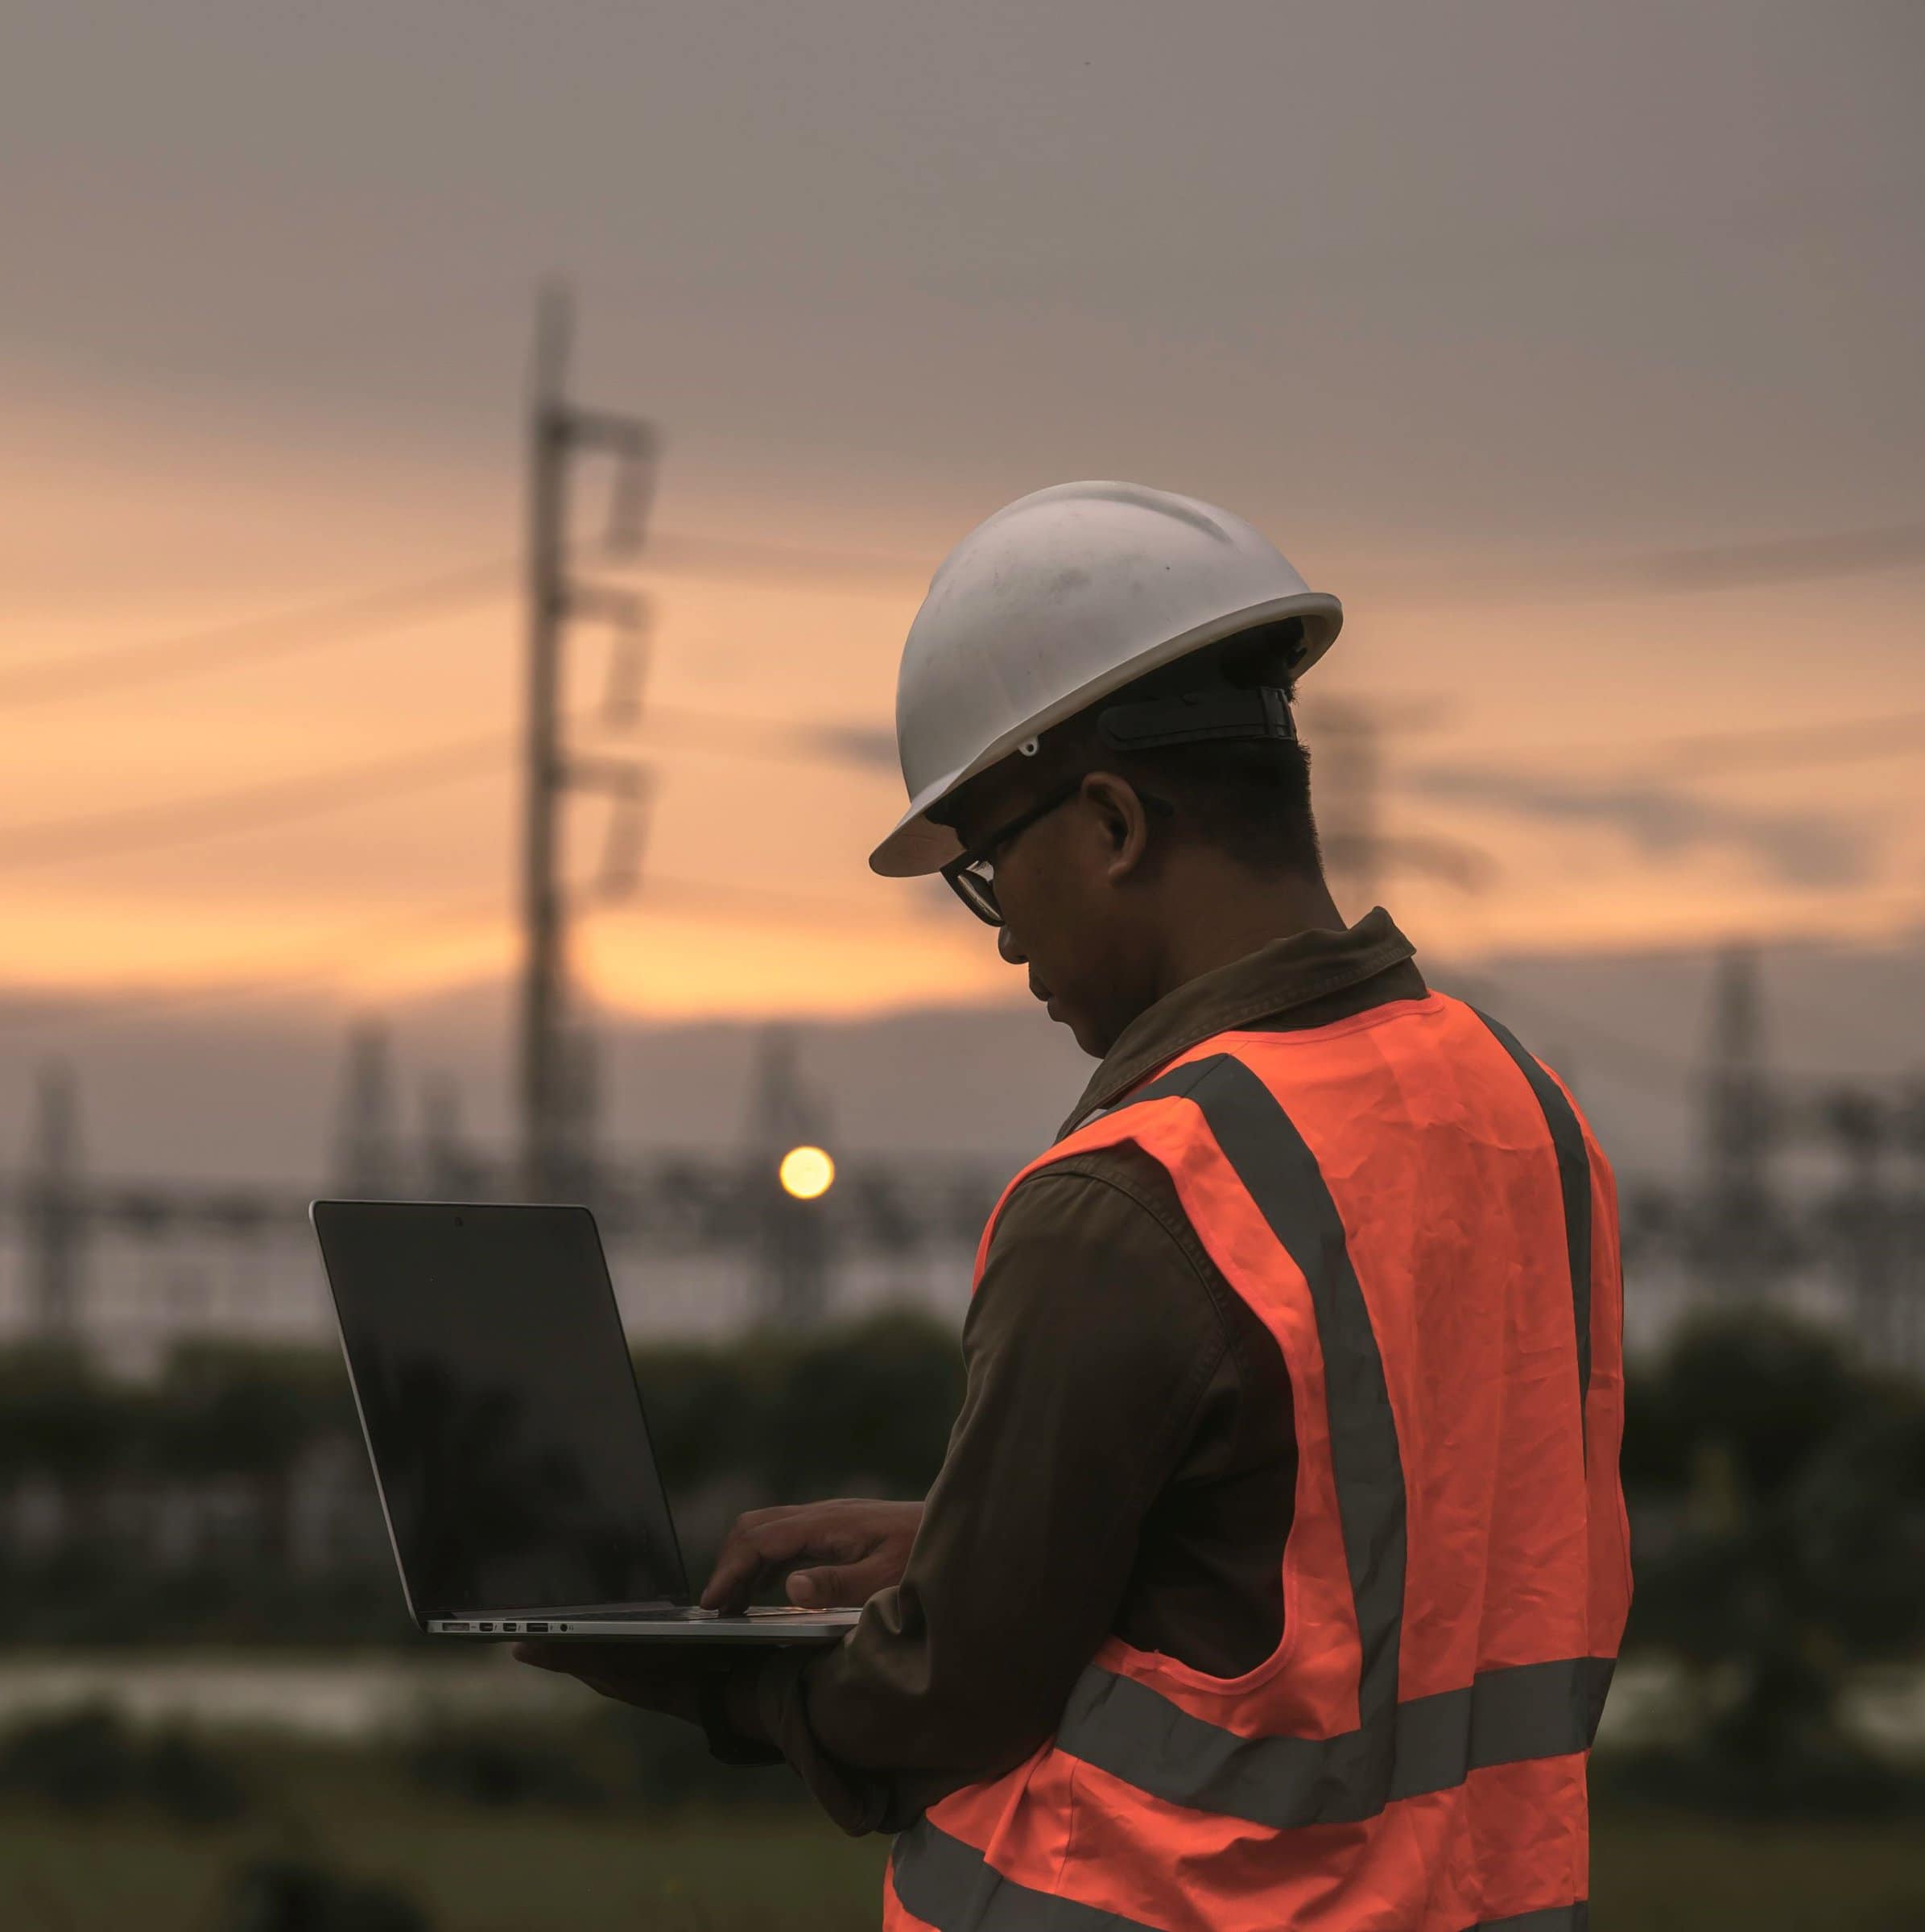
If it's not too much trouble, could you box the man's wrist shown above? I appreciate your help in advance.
[699,1656,783,1765]
[723,1658,775,1744]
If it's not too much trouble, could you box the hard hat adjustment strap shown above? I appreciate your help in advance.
[1096,684,1297,753]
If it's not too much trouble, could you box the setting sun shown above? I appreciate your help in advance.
[777,1144,837,1200]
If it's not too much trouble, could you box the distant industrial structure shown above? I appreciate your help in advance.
[1616,942,1925,1364]
[2,943,1921,1371]
[0,1022,1010,1366]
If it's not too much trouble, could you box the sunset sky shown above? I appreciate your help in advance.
[3,2,1920,1033]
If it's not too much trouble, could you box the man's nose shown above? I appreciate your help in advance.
[998,924,1027,965]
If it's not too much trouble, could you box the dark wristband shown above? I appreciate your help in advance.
[697,1658,783,1767]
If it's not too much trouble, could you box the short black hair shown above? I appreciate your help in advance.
[1045,619,1324,877]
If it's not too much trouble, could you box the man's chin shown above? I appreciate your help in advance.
[1045,1001,1107,1059]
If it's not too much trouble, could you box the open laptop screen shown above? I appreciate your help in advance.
[314,1201,687,1618]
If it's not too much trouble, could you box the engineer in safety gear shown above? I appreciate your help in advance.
[522,481,1631,1932]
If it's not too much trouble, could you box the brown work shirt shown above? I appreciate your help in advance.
[734,910,1424,1833]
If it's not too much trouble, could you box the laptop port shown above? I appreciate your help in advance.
[477,1622,494,1632]
[525,1622,550,1633]
[444,1622,470,1633]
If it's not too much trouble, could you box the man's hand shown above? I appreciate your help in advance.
[511,1641,705,1724]
[702,1498,923,1614]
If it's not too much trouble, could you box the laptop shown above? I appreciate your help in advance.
[311,1199,860,1645]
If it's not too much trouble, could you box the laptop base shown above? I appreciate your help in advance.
[428,1605,859,1643]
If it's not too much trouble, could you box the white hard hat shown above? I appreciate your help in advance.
[870,481,1342,877]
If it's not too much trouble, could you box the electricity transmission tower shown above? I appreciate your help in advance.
[1699,943,1780,1299]
[332,1020,401,1197]
[518,284,658,1200]
[24,1063,85,1336]
[1301,696,1491,915]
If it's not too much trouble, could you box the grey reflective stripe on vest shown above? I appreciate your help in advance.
[1115,1053,1407,1794]
[1469,1009,1593,1412]
[1472,1905,1589,1931]
[1057,1653,1617,1830]
[893,1819,1161,1931]
[892,1818,1590,1932]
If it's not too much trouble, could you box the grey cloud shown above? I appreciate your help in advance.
[1,2,1919,550]
[805,724,901,772]
[1402,766,1869,889]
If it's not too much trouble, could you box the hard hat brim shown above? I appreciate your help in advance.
[867,590,1342,877]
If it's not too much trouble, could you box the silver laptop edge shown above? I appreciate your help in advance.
[425,1609,857,1640]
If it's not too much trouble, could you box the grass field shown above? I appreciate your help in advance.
[3,1802,888,1931]
[2,1743,1922,1931]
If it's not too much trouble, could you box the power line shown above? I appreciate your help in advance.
[13,509,1919,716]
[642,702,897,770]
[615,874,945,933]
[0,700,887,873]
[1459,975,1694,1099]
[4,691,1915,901]
[1638,519,1925,592]
[1643,709,1925,774]
[4,679,1916,910]
[0,531,924,715]
[0,894,506,1036]
[0,881,935,1042]
[1429,708,1925,778]
[646,527,927,584]
[1362,515,1925,610]
[670,695,1924,782]
[0,729,514,869]
[0,560,512,706]
[6,691,1911,877]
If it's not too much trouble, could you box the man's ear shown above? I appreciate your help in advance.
[1081,772,1151,880]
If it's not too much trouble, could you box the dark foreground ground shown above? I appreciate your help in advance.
[2,1740,1920,1932]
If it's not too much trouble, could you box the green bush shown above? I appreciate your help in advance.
[0,1705,246,1822]
[215,1856,431,1932]
[408,1720,607,1810]
[0,1316,963,1646]
[606,1706,803,1811]
[633,1311,964,1502]
[1621,1311,1925,1814]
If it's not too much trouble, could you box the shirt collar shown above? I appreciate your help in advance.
[1058,906,1420,1138]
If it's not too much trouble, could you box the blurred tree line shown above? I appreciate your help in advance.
[2,1307,1922,1799]
[0,1312,965,1644]
[1617,1311,1925,1812]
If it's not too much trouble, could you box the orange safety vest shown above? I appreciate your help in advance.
[884,991,1630,1932]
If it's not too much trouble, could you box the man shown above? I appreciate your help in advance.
[523,481,1630,1931]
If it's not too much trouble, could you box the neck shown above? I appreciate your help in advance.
[1143,865,1349,1008]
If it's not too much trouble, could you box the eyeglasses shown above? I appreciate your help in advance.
[939,781,1084,927]
[939,779,1175,927]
